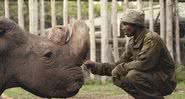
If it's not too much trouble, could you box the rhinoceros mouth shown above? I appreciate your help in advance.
[66,80,83,92]
[51,81,83,98]
[51,75,84,98]
[64,88,80,98]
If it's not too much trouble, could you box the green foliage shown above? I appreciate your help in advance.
[94,4,100,17]
[0,1,4,16]
[117,4,124,12]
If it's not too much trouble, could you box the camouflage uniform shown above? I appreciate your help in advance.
[90,10,176,99]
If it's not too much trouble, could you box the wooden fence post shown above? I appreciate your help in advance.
[166,0,174,59]
[175,0,181,64]
[40,0,45,36]
[100,0,109,83]
[77,0,81,20]
[160,0,166,42]
[149,0,154,32]
[29,0,38,35]
[51,0,56,27]
[63,0,68,26]
[4,0,10,18]
[88,0,96,79]
[112,0,119,62]
[18,0,24,29]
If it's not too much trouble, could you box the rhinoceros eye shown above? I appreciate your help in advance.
[43,51,53,58]
[0,29,6,37]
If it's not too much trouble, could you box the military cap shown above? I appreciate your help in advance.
[121,9,145,26]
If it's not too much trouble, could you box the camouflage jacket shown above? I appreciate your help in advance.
[91,29,176,81]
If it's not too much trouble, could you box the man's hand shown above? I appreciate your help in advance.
[112,63,127,79]
[83,60,96,70]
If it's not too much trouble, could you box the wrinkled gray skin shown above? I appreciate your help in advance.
[0,18,89,98]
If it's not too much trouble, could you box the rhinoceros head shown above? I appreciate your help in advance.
[0,17,89,98]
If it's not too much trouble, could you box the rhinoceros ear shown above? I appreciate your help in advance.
[0,17,19,37]
[0,18,9,37]
[47,26,71,46]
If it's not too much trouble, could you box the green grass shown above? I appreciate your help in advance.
[3,81,185,99]
[3,88,39,99]
[77,81,125,96]
[166,82,185,99]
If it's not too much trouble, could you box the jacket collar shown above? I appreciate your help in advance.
[133,29,148,48]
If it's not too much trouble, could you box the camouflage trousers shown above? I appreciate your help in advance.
[111,65,170,99]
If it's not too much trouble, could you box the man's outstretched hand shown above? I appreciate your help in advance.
[83,60,96,70]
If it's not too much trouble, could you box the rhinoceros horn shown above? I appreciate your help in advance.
[47,20,90,65]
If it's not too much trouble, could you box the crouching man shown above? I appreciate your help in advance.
[83,10,176,99]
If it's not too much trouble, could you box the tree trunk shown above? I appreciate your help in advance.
[112,0,119,62]
[29,0,38,35]
[88,0,96,79]
[40,0,45,36]
[51,0,56,27]
[77,0,81,20]
[166,0,174,59]
[4,0,9,18]
[175,0,181,64]
[18,0,24,29]
[137,0,143,11]
[63,0,68,26]
[160,0,166,42]
[149,0,154,32]
[101,0,109,83]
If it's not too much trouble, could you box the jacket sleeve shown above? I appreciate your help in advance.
[124,37,161,71]
[91,45,133,76]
